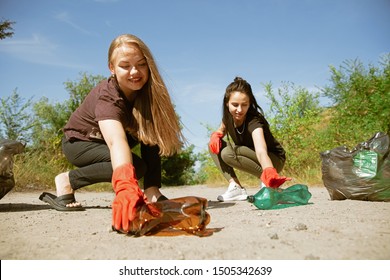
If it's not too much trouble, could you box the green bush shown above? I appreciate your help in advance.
[322,55,390,146]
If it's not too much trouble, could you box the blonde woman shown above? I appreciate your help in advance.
[40,34,184,233]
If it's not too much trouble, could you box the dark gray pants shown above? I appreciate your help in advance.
[62,137,161,191]
[209,140,285,182]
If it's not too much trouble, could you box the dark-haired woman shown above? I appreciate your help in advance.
[209,77,290,201]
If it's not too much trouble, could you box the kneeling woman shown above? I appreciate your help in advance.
[40,34,184,233]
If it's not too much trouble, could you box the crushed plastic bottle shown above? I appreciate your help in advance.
[114,196,213,237]
[247,184,312,210]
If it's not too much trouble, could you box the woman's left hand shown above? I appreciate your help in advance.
[260,167,292,188]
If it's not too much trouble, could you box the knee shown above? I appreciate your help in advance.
[220,147,236,162]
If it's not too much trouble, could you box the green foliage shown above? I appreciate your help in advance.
[32,97,71,152]
[260,55,390,184]
[193,149,215,184]
[31,72,106,151]
[263,82,324,183]
[264,82,321,127]
[162,144,199,185]
[0,89,35,142]
[322,54,390,147]
[13,148,71,191]
[0,19,15,40]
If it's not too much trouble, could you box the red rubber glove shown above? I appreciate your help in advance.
[111,163,147,232]
[209,132,223,154]
[260,167,292,188]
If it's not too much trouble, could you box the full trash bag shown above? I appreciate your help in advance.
[0,139,25,200]
[320,132,390,201]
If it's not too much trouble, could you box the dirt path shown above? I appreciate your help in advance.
[1,185,389,260]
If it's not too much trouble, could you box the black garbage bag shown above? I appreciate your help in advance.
[0,139,25,200]
[320,132,390,201]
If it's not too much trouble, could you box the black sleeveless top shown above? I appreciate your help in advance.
[225,113,286,160]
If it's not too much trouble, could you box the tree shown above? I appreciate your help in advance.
[32,72,106,150]
[32,97,71,150]
[0,19,15,40]
[0,89,35,142]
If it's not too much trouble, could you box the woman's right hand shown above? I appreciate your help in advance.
[111,163,146,232]
[209,132,223,154]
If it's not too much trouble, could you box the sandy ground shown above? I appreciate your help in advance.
[0,184,389,260]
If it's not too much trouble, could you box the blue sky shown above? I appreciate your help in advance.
[1,0,389,153]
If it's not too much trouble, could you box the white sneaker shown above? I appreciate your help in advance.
[217,182,248,202]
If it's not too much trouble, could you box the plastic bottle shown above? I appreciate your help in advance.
[247,184,312,210]
[121,196,211,237]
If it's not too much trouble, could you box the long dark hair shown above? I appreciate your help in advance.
[222,77,264,135]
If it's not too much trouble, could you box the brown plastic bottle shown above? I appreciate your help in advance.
[124,196,212,237]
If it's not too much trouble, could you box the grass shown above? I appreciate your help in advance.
[11,148,326,193]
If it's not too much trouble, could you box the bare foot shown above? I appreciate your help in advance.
[55,172,81,207]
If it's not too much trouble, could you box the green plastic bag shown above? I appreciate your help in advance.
[353,150,378,179]
[321,132,390,201]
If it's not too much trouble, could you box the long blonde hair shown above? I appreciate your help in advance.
[108,34,185,156]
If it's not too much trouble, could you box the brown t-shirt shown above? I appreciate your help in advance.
[226,113,286,160]
[63,77,134,142]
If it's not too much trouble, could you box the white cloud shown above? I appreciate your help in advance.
[0,34,57,54]
[0,34,85,69]
[54,11,95,36]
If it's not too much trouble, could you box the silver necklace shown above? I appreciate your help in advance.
[235,122,245,134]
